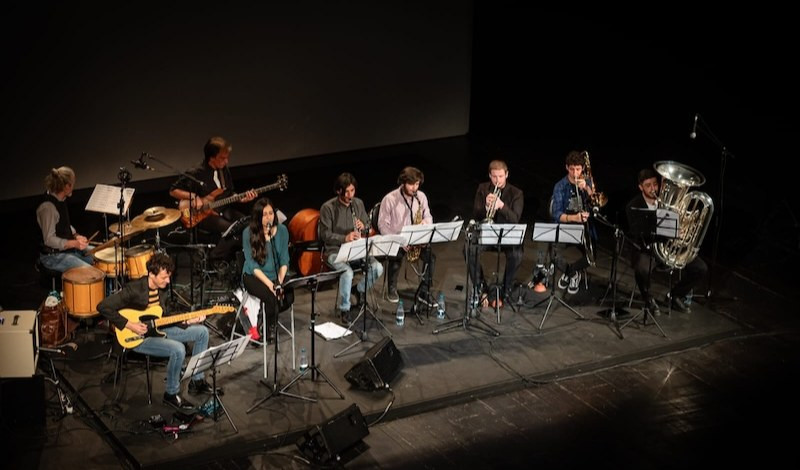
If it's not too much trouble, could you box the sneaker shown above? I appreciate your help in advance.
[557,273,570,290]
[338,308,353,325]
[248,326,261,341]
[668,294,691,313]
[188,379,223,396]
[645,296,662,317]
[386,287,399,303]
[567,272,581,294]
[163,392,195,410]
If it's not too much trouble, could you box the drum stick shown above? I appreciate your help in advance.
[87,231,100,243]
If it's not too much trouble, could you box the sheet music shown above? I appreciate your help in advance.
[314,321,354,340]
[85,184,135,215]
[477,223,526,246]
[333,235,405,263]
[399,221,462,245]
[532,223,559,243]
[656,209,679,239]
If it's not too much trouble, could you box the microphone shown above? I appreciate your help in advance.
[131,153,154,171]
[689,114,698,139]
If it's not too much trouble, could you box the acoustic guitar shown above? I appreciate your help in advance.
[179,174,288,228]
[115,304,234,348]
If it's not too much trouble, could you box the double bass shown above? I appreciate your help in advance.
[288,208,327,276]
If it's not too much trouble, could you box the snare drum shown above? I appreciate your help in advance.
[93,246,125,278]
[126,244,154,279]
[62,266,105,317]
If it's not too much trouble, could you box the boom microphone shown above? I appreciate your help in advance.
[131,153,154,171]
[689,114,698,139]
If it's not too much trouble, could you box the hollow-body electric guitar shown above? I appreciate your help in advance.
[115,304,234,348]
[179,174,288,228]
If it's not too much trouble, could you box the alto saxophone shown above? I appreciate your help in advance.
[406,194,424,263]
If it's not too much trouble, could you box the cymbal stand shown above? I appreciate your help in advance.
[433,223,499,336]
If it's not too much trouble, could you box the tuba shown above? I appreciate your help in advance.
[652,161,714,269]
[406,194,424,263]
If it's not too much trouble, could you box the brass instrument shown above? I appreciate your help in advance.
[581,151,608,209]
[652,161,714,269]
[406,193,424,263]
[483,184,501,224]
[574,152,596,267]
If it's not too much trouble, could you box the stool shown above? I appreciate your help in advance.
[231,288,295,376]
[35,259,62,292]
[112,348,153,404]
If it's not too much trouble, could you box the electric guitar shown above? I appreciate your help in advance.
[179,174,288,228]
[115,304,234,348]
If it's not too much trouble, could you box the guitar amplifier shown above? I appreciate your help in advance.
[0,310,39,378]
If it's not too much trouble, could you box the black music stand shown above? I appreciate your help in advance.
[433,221,500,337]
[592,214,627,339]
[478,223,526,321]
[247,271,346,412]
[531,223,585,332]
[399,220,462,324]
[182,335,249,432]
[619,208,673,337]
[334,235,403,358]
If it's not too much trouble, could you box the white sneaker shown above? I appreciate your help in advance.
[567,272,581,294]
[386,288,399,303]
[557,273,570,290]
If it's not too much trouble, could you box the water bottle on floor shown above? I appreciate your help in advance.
[436,292,446,319]
[299,347,308,371]
[396,300,405,326]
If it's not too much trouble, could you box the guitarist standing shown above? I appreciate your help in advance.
[169,136,257,262]
[98,253,216,410]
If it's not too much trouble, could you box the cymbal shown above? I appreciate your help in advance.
[131,206,181,230]
[108,221,140,236]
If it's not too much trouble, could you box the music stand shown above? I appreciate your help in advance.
[334,235,403,358]
[433,221,500,337]
[399,221,462,324]
[593,214,627,339]
[247,271,346,414]
[182,335,249,432]
[531,223,585,332]
[477,223,526,321]
[619,208,669,336]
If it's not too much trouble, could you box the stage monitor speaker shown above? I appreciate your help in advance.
[345,336,403,391]
[0,310,39,378]
[296,403,369,465]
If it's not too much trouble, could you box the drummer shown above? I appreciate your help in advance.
[36,166,94,272]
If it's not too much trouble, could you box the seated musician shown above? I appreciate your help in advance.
[97,253,215,410]
[626,168,708,314]
[465,160,524,308]
[169,136,257,262]
[551,150,596,295]
[378,166,435,305]
[36,166,94,272]
[241,197,290,342]
[319,172,384,323]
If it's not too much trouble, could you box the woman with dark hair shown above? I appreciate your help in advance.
[241,198,290,340]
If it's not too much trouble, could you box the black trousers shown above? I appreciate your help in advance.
[242,273,279,330]
[386,248,436,294]
[630,250,708,300]
[464,243,523,295]
[198,207,247,261]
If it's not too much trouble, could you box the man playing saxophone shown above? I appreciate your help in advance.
[467,160,524,308]
[378,167,434,304]
[626,168,708,314]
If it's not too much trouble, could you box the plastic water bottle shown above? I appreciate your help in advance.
[436,292,446,319]
[299,347,308,371]
[684,290,693,307]
[395,300,405,326]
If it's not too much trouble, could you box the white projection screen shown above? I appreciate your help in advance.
[2,2,473,201]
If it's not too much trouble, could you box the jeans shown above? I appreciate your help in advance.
[327,252,383,311]
[39,250,94,273]
[134,325,209,395]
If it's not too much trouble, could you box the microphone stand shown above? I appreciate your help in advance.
[116,167,131,288]
[691,114,736,301]
[593,213,626,339]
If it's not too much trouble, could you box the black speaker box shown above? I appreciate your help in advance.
[345,336,403,391]
[296,403,369,465]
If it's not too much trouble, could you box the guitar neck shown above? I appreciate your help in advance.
[153,308,217,327]
[209,182,281,210]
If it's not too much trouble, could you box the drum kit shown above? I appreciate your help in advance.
[63,206,181,318]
